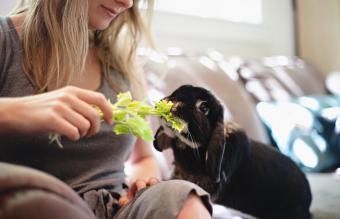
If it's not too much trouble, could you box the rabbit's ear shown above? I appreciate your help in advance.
[153,127,173,151]
[205,122,226,183]
[222,123,250,180]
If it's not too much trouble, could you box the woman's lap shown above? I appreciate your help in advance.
[81,179,257,219]
[113,179,212,219]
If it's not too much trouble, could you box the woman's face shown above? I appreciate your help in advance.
[88,0,134,30]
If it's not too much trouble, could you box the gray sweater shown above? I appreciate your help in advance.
[0,16,135,195]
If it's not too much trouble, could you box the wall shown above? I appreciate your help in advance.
[0,0,295,60]
[296,0,340,76]
[0,0,17,16]
[151,0,295,59]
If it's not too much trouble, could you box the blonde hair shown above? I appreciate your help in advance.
[12,0,154,98]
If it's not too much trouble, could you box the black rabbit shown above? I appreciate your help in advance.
[154,85,312,219]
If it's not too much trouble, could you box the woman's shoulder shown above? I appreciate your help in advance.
[0,15,22,49]
[0,15,24,85]
[0,16,8,27]
[0,14,24,37]
[0,16,9,39]
[0,16,12,72]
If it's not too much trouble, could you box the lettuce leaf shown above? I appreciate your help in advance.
[106,92,185,142]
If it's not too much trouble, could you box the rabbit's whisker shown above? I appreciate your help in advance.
[187,130,201,160]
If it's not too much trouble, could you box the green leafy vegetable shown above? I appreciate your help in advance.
[50,91,185,147]
[154,100,186,132]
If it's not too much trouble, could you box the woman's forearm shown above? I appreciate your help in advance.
[126,155,162,185]
[0,98,17,134]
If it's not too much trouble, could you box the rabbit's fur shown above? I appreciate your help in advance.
[154,85,312,219]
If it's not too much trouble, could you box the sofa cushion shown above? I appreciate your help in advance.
[308,173,340,219]
[237,56,327,103]
[145,53,269,144]
[256,95,340,172]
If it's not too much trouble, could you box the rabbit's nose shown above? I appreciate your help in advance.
[171,102,183,113]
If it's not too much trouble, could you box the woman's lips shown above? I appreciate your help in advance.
[101,5,118,17]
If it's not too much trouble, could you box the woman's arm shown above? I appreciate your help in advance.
[125,138,162,184]
[0,86,113,140]
[118,137,162,207]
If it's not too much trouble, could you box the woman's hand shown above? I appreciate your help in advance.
[118,177,160,207]
[0,86,113,140]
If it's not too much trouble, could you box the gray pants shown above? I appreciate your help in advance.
[115,179,212,219]
[83,179,212,219]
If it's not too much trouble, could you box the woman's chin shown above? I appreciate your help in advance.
[88,20,112,31]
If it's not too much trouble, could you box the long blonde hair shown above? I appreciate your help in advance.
[12,0,154,98]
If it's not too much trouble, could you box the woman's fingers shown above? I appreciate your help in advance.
[127,178,160,201]
[118,178,160,207]
[146,177,160,186]
[118,196,129,207]
[50,115,81,141]
[127,179,147,199]
[66,97,101,137]
[53,86,113,138]
[55,102,91,138]
[136,179,148,190]
[71,87,113,125]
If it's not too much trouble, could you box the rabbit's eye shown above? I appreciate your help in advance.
[197,101,209,115]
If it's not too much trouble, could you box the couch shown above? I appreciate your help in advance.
[0,50,339,219]
[143,49,340,219]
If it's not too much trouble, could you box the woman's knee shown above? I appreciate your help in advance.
[176,192,212,219]
[148,180,212,215]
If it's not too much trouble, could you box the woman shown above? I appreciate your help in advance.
[0,0,212,218]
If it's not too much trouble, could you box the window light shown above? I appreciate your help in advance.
[154,0,263,24]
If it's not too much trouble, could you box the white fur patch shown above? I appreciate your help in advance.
[176,133,200,149]
[161,119,175,138]
[160,119,200,149]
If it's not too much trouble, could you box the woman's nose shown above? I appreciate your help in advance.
[115,0,133,9]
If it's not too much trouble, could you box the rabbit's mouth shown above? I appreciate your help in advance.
[160,118,201,149]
